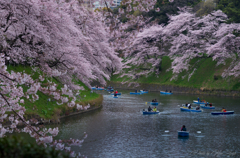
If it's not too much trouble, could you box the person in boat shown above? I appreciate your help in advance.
[154,99,157,102]
[196,106,200,110]
[197,97,200,102]
[209,103,213,107]
[114,91,117,96]
[148,106,152,112]
[221,108,227,112]
[153,107,157,112]
[185,103,188,107]
[188,103,191,109]
[135,90,137,93]
[115,90,118,94]
[181,125,187,131]
[165,89,168,92]
[170,90,172,93]
[96,85,98,88]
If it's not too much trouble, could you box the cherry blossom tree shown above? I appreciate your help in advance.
[0,0,121,156]
[0,0,121,89]
[116,7,240,80]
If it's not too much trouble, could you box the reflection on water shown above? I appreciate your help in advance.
[44,90,240,157]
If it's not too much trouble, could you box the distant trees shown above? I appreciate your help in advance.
[146,0,201,24]
[216,0,240,23]
[193,0,216,17]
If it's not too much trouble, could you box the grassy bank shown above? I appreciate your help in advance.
[111,56,240,91]
[7,65,102,121]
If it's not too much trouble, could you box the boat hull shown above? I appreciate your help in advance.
[180,107,202,112]
[178,131,189,137]
[91,87,104,90]
[193,100,206,104]
[142,111,160,115]
[211,111,234,115]
[111,93,121,95]
[140,90,148,93]
[130,92,142,95]
[200,105,215,109]
[160,91,172,95]
[150,102,159,106]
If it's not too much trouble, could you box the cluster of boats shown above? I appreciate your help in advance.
[129,90,148,95]
[91,86,114,92]
[130,90,173,95]
[92,86,122,98]
[180,100,234,115]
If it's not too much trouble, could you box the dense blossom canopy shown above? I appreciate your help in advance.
[117,7,240,80]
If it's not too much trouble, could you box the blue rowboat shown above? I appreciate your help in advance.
[160,91,172,95]
[130,92,142,95]
[142,111,160,115]
[200,104,215,109]
[91,87,104,90]
[111,93,121,95]
[193,100,206,104]
[211,111,234,115]
[178,131,189,137]
[140,90,148,93]
[180,107,202,112]
[150,102,159,106]
[106,88,114,92]
[113,96,118,98]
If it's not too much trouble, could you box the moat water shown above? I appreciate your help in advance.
[26,90,240,157]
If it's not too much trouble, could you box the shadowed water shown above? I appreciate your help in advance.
[48,90,240,157]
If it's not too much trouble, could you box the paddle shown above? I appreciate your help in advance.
[162,130,202,135]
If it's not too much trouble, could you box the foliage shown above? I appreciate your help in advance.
[0,136,70,158]
[147,0,201,24]
[193,0,216,17]
[216,0,240,23]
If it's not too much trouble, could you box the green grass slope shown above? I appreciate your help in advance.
[111,56,240,91]
[7,65,101,120]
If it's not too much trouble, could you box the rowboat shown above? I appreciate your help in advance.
[150,102,159,106]
[193,100,206,104]
[91,87,104,90]
[180,107,202,112]
[106,88,114,92]
[160,91,172,95]
[111,93,122,95]
[200,104,215,109]
[142,111,160,115]
[211,111,234,115]
[130,92,142,95]
[178,131,189,137]
[140,90,148,93]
